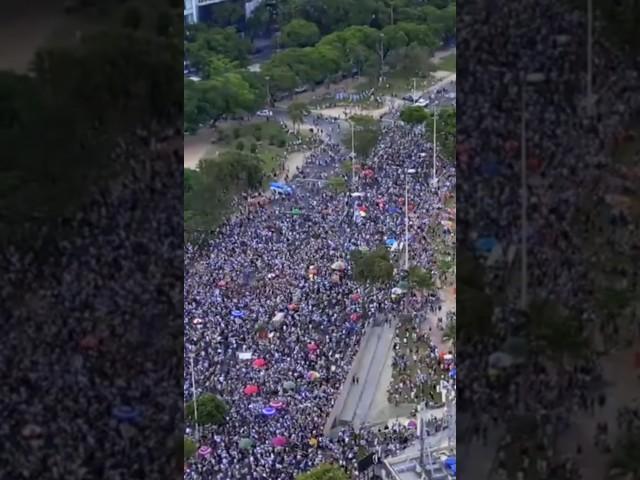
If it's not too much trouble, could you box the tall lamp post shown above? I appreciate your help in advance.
[190,354,200,441]
[520,72,546,310]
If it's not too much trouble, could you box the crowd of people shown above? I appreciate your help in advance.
[458,0,640,477]
[184,89,456,478]
[0,128,183,479]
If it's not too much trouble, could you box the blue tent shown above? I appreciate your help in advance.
[474,237,497,254]
[270,182,294,195]
[444,456,456,476]
[232,310,246,318]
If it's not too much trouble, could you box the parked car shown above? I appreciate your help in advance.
[256,109,273,117]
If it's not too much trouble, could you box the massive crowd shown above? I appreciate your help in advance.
[0,129,183,479]
[458,0,640,477]
[184,91,456,479]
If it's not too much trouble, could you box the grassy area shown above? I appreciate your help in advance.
[366,73,433,97]
[436,53,456,72]
[212,121,291,179]
[388,317,446,405]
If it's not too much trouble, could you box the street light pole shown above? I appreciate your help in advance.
[351,121,356,184]
[265,75,271,107]
[190,354,200,441]
[379,34,385,85]
[432,108,438,183]
[405,171,410,270]
[587,0,593,116]
[520,87,528,310]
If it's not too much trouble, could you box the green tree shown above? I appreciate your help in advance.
[184,437,198,459]
[442,319,456,347]
[608,433,640,479]
[457,251,494,339]
[424,107,456,162]
[407,266,434,290]
[400,105,430,124]
[287,101,310,131]
[327,175,347,192]
[296,463,349,480]
[280,19,321,48]
[344,115,380,159]
[351,247,394,285]
[184,26,251,69]
[185,393,229,426]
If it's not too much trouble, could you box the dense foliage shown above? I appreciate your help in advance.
[295,464,349,480]
[185,393,229,426]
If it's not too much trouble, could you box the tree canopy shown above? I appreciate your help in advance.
[344,115,381,159]
[296,464,349,480]
[400,105,430,124]
[280,19,321,48]
[185,393,229,426]
[423,106,456,162]
[351,247,394,284]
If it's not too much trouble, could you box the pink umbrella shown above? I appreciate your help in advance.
[270,400,285,409]
[307,342,319,352]
[198,446,212,458]
[79,335,99,350]
[407,420,417,429]
[243,385,259,396]
[253,358,267,369]
[350,293,361,302]
[288,304,299,311]
[271,436,288,447]
[350,313,361,322]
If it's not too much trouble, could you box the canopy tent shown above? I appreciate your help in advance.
[444,456,456,476]
[269,182,294,195]
[239,438,254,450]
[231,310,246,318]
[385,238,399,250]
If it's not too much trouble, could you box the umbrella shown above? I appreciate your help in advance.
[397,280,409,292]
[243,385,259,396]
[253,358,267,369]
[385,238,398,250]
[192,318,204,326]
[271,436,288,447]
[232,310,246,318]
[198,446,212,458]
[21,424,43,438]
[262,406,277,416]
[288,304,299,311]
[331,273,341,283]
[79,334,99,350]
[489,351,514,369]
[307,342,319,352]
[239,438,254,450]
[272,312,285,324]
[217,280,227,288]
[306,371,320,381]
[391,287,403,296]
[291,208,302,216]
[449,367,457,379]
[350,293,361,302]
[474,237,497,254]
[283,381,296,391]
[270,400,285,409]
[407,420,417,429]
[362,168,374,177]
[331,261,346,271]
[112,405,141,423]
[350,313,361,322]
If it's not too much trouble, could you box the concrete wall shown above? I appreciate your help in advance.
[323,324,376,435]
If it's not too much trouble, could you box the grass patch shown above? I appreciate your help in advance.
[437,53,456,72]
